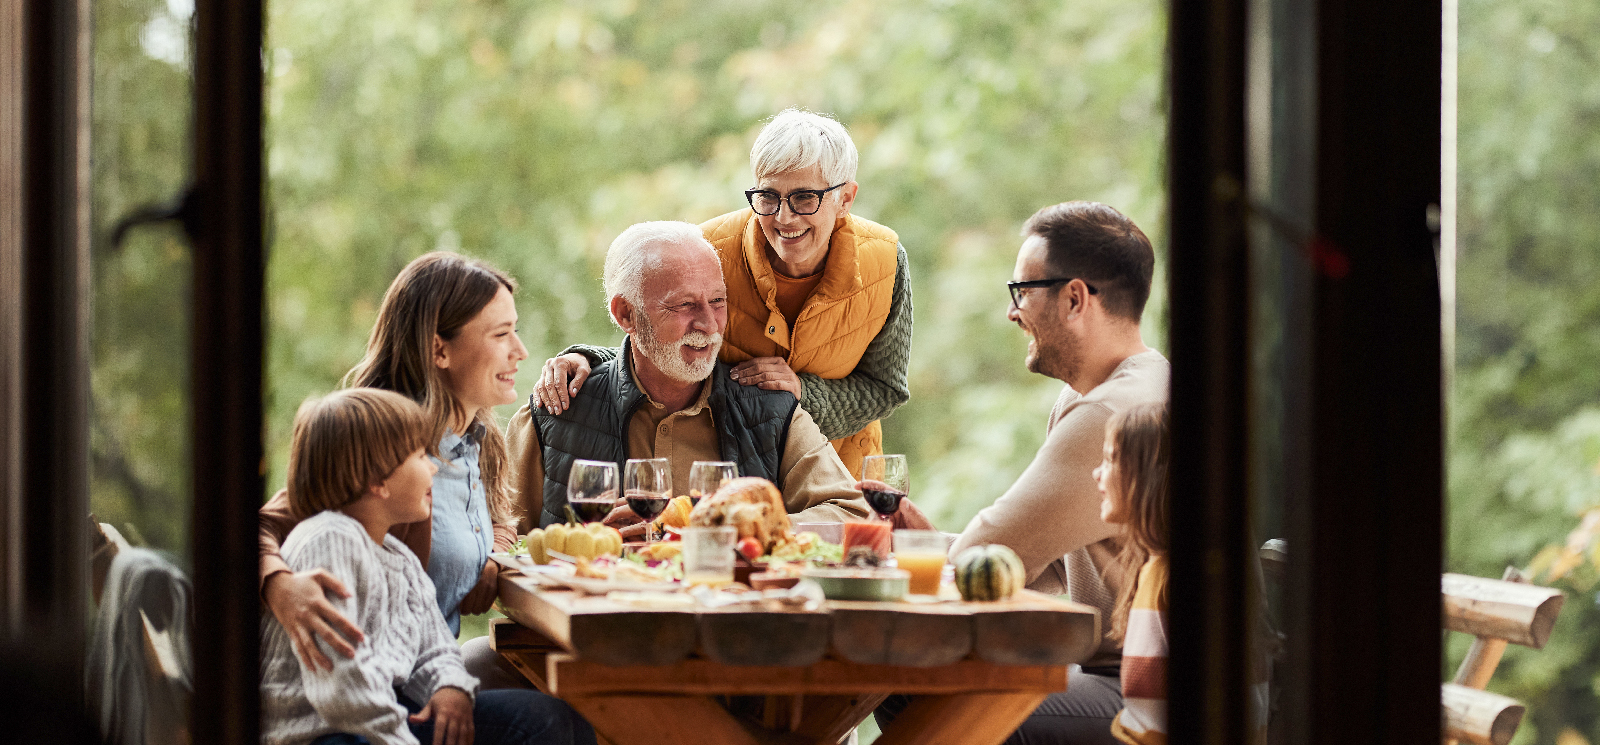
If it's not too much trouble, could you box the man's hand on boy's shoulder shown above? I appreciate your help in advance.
[410,686,474,745]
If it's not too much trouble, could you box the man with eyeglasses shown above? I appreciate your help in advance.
[885,201,1169,745]
[532,108,912,480]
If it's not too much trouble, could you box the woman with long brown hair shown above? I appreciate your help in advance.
[258,252,531,669]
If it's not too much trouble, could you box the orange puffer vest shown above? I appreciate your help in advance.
[701,208,899,478]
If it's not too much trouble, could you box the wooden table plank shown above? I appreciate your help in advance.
[496,569,1091,744]
[826,600,974,667]
[699,609,833,666]
[499,569,1102,669]
[499,575,698,666]
[544,654,1068,697]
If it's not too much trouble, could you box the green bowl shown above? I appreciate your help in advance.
[802,568,910,601]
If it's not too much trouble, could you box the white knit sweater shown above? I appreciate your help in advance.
[261,511,479,745]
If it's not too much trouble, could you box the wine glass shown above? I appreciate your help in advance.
[625,458,672,544]
[687,461,737,505]
[860,454,909,521]
[566,459,618,526]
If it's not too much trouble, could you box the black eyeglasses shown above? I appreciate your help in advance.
[744,183,847,216]
[1007,278,1098,309]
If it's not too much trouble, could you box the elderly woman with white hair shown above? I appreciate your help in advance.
[536,109,912,479]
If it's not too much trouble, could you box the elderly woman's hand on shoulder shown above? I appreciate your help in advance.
[730,357,802,400]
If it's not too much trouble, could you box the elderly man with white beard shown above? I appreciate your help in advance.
[506,221,871,534]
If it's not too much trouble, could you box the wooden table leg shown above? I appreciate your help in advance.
[565,694,767,745]
[874,692,1049,745]
[790,693,890,744]
[491,618,562,694]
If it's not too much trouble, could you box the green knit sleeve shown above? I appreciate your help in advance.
[797,243,914,440]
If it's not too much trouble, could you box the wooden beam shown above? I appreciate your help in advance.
[491,618,561,694]
[828,603,972,667]
[874,692,1048,745]
[1442,573,1563,649]
[498,576,698,666]
[1450,568,1536,691]
[564,694,764,745]
[698,609,831,667]
[90,522,128,604]
[789,693,889,744]
[1442,683,1524,745]
[497,574,1100,670]
[545,654,1068,698]
[971,605,1100,667]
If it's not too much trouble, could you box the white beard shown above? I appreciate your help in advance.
[634,313,722,383]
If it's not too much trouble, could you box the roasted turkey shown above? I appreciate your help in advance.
[687,476,792,552]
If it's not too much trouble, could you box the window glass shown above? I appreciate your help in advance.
[1450,1,1600,741]
[265,2,1167,741]
[88,0,195,741]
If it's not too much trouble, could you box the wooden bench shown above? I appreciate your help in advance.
[1258,543,1562,745]
[1441,569,1563,745]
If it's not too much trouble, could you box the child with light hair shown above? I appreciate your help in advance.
[1094,402,1170,744]
[260,388,592,745]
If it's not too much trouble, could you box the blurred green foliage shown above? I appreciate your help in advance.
[87,0,1600,740]
[259,0,1169,532]
[1448,0,1600,741]
[89,0,195,559]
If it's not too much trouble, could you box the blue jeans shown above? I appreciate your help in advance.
[311,689,595,745]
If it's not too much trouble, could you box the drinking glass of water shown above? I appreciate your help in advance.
[687,460,737,505]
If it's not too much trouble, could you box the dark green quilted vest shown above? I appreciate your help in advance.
[531,340,798,527]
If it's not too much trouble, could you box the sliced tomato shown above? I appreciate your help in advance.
[737,536,763,561]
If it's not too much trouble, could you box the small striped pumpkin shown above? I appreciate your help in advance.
[953,544,1026,602]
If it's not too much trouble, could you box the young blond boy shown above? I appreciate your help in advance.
[260,389,591,745]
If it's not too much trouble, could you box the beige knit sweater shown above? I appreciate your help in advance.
[950,349,1170,669]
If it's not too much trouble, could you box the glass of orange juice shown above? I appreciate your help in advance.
[893,530,947,595]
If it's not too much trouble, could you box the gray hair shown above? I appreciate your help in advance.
[602,220,713,328]
[751,109,859,192]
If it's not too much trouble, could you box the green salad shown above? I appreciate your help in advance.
[769,534,843,564]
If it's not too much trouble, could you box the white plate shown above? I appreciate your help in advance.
[489,552,572,574]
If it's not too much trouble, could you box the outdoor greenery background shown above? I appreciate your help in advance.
[87,0,1597,741]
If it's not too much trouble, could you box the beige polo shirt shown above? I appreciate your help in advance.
[506,368,870,533]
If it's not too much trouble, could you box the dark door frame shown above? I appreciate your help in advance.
[186,0,265,742]
[1166,0,1444,741]
[2,0,265,739]
[5,0,1446,739]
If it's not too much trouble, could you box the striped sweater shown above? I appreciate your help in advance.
[1111,555,1168,745]
[260,510,479,745]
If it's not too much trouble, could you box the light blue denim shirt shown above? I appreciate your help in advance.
[428,424,494,635]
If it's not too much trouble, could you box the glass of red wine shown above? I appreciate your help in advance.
[860,454,909,521]
[566,459,618,527]
[625,458,672,544]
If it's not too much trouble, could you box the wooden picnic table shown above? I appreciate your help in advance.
[491,566,1102,745]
